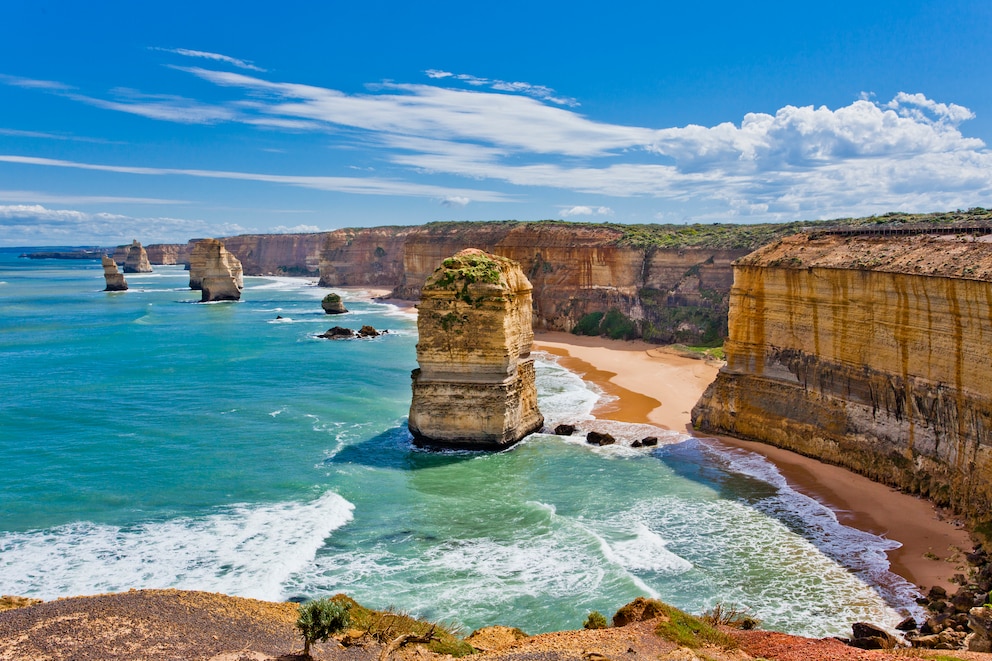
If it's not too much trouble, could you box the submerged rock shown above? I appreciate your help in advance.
[554,424,576,436]
[586,431,616,446]
[189,239,244,302]
[101,255,128,291]
[409,248,543,450]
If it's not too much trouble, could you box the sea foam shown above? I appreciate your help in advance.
[0,490,354,601]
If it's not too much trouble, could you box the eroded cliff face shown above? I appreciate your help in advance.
[389,223,745,341]
[220,233,325,277]
[189,239,245,302]
[145,243,189,266]
[409,249,544,449]
[317,226,416,287]
[692,231,992,524]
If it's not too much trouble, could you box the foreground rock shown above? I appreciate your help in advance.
[693,226,992,529]
[188,239,244,302]
[101,255,128,291]
[409,248,544,450]
[122,239,153,273]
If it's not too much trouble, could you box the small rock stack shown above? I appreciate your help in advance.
[101,255,128,291]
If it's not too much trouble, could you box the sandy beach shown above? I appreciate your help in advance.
[533,331,974,594]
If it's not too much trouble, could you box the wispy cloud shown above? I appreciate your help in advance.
[0,74,73,91]
[151,47,266,72]
[4,62,990,223]
[0,155,513,203]
[425,69,579,107]
[0,190,185,205]
[439,196,470,207]
[0,204,247,246]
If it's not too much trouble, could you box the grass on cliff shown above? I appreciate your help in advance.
[653,603,738,650]
[327,594,474,657]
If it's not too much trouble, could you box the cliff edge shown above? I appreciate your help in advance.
[692,227,992,532]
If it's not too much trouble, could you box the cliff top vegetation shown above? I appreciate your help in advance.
[423,208,992,252]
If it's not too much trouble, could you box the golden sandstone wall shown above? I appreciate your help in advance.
[409,249,544,449]
[692,231,992,525]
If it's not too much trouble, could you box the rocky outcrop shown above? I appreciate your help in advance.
[692,229,992,527]
[189,239,244,302]
[100,255,127,291]
[318,226,418,287]
[122,240,153,273]
[321,292,348,314]
[409,249,544,449]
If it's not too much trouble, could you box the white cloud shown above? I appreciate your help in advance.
[152,47,266,72]
[0,204,247,246]
[560,205,613,217]
[0,74,73,91]
[271,224,322,233]
[439,196,470,207]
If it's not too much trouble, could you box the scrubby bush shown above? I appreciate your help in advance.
[583,611,608,629]
[601,308,638,340]
[572,311,604,336]
[296,597,351,657]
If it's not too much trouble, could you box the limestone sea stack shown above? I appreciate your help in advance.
[409,248,544,449]
[692,227,992,526]
[123,240,153,273]
[188,239,244,302]
[321,292,348,314]
[101,255,128,291]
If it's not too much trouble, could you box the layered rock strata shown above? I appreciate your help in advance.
[189,239,244,302]
[409,249,544,449]
[100,255,127,291]
[123,240,153,273]
[692,231,992,525]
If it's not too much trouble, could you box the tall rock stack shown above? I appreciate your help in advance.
[188,239,244,302]
[101,255,128,291]
[692,227,992,526]
[123,240,153,273]
[409,248,544,449]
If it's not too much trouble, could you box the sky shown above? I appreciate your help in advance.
[1,0,991,246]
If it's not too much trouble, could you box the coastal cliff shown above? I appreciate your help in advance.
[692,226,992,529]
[409,249,544,449]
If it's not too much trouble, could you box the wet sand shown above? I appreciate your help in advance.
[533,331,974,593]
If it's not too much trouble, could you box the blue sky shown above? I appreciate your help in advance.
[1,0,990,246]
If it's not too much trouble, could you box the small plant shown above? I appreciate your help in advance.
[653,602,737,650]
[701,602,760,630]
[296,597,351,658]
[583,611,608,629]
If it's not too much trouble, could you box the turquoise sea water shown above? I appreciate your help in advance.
[0,248,921,637]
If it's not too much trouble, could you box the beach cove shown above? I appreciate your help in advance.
[0,249,964,639]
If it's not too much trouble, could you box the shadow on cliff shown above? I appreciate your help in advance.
[650,435,916,610]
[323,422,481,473]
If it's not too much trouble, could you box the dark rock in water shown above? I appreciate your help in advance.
[357,325,380,337]
[896,616,917,631]
[586,431,616,446]
[319,326,354,339]
[640,436,659,447]
[321,292,348,314]
[554,424,576,436]
[849,622,896,650]
[276,315,284,319]
[631,440,642,448]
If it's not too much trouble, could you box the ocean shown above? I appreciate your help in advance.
[0,247,921,637]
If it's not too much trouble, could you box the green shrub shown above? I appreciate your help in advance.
[297,597,351,657]
[653,602,737,650]
[583,611,608,629]
[601,308,638,340]
[572,311,604,336]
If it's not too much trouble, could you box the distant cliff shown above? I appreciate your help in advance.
[692,219,992,529]
[142,214,990,344]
